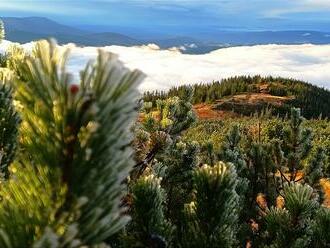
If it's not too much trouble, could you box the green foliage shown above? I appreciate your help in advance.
[144,75,330,118]
[150,87,196,136]
[0,163,63,247]
[161,140,199,244]
[131,88,198,246]
[182,162,240,248]
[247,143,277,205]
[2,44,27,80]
[279,108,312,182]
[183,120,228,150]
[304,147,326,187]
[0,81,19,178]
[181,110,330,247]
[311,208,330,247]
[219,125,246,174]
[218,125,249,202]
[0,54,7,68]
[263,183,318,248]
[132,87,196,179]
[125,174,173,247]
[0,40,144,247]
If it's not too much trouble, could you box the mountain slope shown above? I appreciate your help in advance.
[1,17,138,46]
[83,32,139,46]
[143,76,330,119]
[3,17,86,36]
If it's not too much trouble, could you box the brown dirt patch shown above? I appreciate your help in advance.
[216,93,294,107]
[193,103,238,120]
[320,179,330,208]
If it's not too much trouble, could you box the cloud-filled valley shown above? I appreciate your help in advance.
[1,40,330,91]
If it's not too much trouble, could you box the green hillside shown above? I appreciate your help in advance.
[144,76,330,119]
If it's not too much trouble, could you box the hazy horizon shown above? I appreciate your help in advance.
[2,0,330,40]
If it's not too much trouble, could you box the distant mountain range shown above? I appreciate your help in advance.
[2,17,139,46]
[2,17,330,54]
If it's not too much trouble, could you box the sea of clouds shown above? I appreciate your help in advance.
[1,40,330,91]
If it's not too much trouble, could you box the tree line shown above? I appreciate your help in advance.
[143,75,330,119]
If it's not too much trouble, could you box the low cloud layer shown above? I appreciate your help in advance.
[1,40,330,91]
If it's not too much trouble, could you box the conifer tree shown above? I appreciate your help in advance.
[0,79,20,178]
[161,140,199,244]
[0,40,144,247]
[247,143,276,203]
[263,183,318,247]
[286,108,312,180]
[133,87,196,178]
[273,108,312,183]
[5,45,26,75]
[304,147,325,187]
[311,207,330,247]
[219,125,247,176]
[218,125,250,243]
[182,162,240,248]
[124,173,173,247]
[132,88,198,245]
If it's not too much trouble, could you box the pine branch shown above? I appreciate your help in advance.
[0,39,145,247]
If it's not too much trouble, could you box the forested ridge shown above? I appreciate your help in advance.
[143,76,330,119]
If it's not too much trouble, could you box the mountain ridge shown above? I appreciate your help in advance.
[2,17,330,54]
[1,17,139,46]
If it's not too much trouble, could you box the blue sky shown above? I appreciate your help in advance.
[1,0,330,32]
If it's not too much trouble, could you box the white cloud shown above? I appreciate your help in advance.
[1,40,330,91]
[265,0,330,17]
[305,0,330,8]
